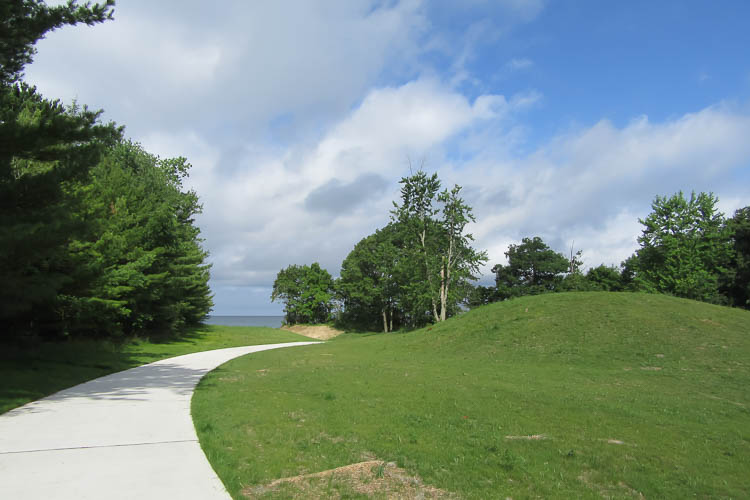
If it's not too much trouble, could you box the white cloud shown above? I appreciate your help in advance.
[467,103,750,275]
[26,0,430,141]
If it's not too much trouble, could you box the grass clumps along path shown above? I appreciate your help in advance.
[192,292,750,499]
[0,325,309,415]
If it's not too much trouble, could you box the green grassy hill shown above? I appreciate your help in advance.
[193,292,750,499]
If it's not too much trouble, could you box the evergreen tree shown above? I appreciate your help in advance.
[724,206,750,308]
[1,0,118,337]
[62,141,212,336]
[634,191,731,303]
[1,0,114,85]
[492,237,569,299]
[1,1,214,339]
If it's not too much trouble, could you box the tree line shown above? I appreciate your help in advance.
[273,185,750,332]
[1,1,213,340]
[477,191,749,309]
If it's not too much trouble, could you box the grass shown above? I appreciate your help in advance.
[192,292,750,499]
[0,324,309,415]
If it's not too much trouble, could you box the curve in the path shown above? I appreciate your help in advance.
[0,342,320,500]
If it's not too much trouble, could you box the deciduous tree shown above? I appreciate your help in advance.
[272,263,334,325]
[391,172,486,323]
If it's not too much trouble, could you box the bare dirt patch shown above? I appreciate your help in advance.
[578,470,644,499]
[281,324,344,340]
[242,460,457,499]
[505,434,547,440]
[605,439,626,445]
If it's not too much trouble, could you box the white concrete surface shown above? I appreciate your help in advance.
[0,342,320,499]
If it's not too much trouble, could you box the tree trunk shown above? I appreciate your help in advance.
[382,309,388,333]
[439,263,447,322]
[420,228,440,323]
[439,235,454,322]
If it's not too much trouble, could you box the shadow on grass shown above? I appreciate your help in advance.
[0,322,288,415]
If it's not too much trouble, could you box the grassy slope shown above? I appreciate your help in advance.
[193,292,750,499]
[0,325,308,414]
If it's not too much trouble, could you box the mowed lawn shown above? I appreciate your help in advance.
[193,292,750,499]
[0,325,308,415]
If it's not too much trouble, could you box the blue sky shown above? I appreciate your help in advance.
[27,1,750,315]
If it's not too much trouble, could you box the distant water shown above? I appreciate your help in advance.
[205,315,284,328]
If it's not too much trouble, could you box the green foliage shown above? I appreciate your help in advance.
[336,224,402,332]
[334,172,487,330]
[724,206,750,308]
[390,172,487,324]
[632,191,732,303]
[466,284,498,308]
[271,263,334,325]
[61,140,212,336]
[584,264,623,291]
[492,236,569,299]
[0,85,121,336]
[0,0,114,85]
[1,2,212,340]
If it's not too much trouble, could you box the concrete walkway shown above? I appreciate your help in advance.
[0,342,320,499]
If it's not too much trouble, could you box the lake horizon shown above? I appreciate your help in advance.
[205,315,285,328]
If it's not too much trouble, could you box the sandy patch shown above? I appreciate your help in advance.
[281,324,344,340]
[242,460,456,499]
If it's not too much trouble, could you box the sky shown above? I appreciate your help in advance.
[26,0,750,315]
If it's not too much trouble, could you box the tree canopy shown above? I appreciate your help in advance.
[1,0,214,340]
[271,263,334,325]
[492,237,569,299]
[632,191,731,303]
[332,172,487,331]
[337,224,402,332]
[391,172,487,324]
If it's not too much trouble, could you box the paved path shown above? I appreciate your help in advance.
[0,342,320,499]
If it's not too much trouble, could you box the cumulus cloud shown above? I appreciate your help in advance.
[26,0,430,141]
[467,103,750,277]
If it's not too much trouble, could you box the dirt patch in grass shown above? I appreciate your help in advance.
[505,434,547,440]
[242,460,456,499]
[280,324,344,340]
[578,470,645,499]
